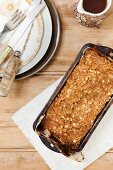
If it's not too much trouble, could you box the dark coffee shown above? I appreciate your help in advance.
[83,0,107,14]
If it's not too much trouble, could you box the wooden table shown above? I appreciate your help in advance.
[1,0,113,169]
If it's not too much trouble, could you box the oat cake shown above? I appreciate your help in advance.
[37,48,113,155]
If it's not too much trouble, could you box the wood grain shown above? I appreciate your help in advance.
[0,0,113,170]
[0,151,49,170]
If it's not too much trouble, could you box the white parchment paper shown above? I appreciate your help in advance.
[12,77,113,170]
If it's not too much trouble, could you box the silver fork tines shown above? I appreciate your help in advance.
[0,9,26,36]
[6,9,26,30]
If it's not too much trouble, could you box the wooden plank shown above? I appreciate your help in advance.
[0,127,33,149]
[0,151,113,170]
[0,148,35,152]
[86,152,113,170]
[0,151,49,170]
[36,71,65,76]
[1,124,113,154]
[0,76,60,114]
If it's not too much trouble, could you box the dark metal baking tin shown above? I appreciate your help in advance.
[33,43,113,155]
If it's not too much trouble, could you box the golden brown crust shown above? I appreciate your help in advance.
[41,48,113,148]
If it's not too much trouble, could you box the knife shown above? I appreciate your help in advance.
[27,0,42,13]
[0,2,46,97]
[0,2,45,65]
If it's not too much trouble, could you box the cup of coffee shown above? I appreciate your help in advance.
[74,0,112,27]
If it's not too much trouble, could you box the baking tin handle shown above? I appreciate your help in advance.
[96,45,113,58]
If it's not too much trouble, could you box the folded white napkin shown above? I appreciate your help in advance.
[12,77,113,170]
[0,15,8,33]
[0,1,29,34]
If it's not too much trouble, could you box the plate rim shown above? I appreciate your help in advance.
[17,3,53,75]
[16,0,61,80]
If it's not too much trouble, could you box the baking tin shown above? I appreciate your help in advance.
[33,43,113,157]
[15,0,60,80]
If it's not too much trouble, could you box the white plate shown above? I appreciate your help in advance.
[18,5,52,75]
[16,0,60,79]
[0,0,52,75]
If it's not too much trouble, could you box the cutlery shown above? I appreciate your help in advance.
[0,9,26,37]
[0,2,46,97]
[0,0,42,37]
[0,1,45,65]
[27,0,42,13]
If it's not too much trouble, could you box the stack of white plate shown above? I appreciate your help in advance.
[0,0,60,79]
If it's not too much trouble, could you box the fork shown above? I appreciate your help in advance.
[0,9,26,37]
